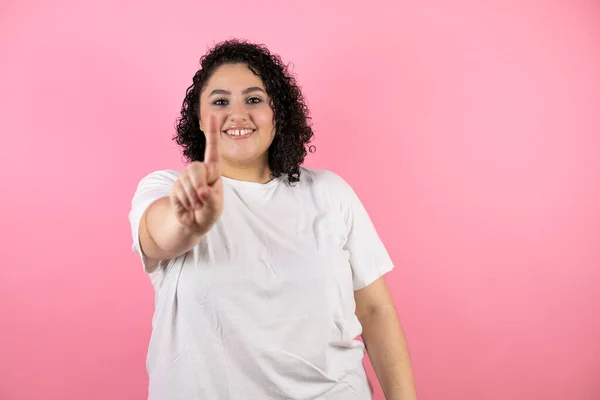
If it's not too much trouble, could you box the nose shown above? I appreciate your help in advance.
[228,101,249,122]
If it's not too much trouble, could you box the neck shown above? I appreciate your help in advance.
[220,159,273,184]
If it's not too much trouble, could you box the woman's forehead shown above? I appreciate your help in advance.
[206,63,265,91]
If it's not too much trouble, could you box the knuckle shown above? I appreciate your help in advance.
[178,173,189,187]
[177,187,189,202]
[189,161,204,173]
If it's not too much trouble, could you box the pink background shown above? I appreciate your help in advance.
[1,0,599,399]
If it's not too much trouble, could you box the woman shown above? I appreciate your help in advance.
[129,39,417,400]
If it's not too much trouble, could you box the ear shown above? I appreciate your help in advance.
[198,120,202,131]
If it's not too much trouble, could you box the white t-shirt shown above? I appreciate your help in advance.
[128,167,395,400]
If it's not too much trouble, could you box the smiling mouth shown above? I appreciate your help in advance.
[224,129,255,137]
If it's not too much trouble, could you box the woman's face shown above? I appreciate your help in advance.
[199,63,275,169]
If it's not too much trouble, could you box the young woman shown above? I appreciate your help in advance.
[129,39,417,400]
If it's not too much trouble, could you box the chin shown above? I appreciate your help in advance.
[224,152,265,164]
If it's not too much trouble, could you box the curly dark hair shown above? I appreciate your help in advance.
[174,39,315,183]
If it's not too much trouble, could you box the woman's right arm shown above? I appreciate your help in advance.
[138,197,206,261]
[137,115,224,263]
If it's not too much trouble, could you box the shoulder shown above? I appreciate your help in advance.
[299,167,351,188]
[299,167,355,194]
[136,169,181,186]
[140,169,181,181]
[297,167,359,206]
[132,170,182,196]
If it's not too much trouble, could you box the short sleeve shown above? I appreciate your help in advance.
[128,169,180,272]
[326,171,395,290]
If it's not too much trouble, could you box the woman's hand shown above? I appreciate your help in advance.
[170,115,224,234]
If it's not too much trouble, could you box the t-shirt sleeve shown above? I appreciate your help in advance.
[328,171,395,290]
[128,169,180,272]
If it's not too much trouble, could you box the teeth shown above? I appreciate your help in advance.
[226,129,253,136]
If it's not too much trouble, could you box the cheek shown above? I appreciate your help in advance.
[254,107,275,129]
[198,98,209,117]
[198,104,211,125]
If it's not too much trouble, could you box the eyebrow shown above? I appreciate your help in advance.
[208,87,266,96]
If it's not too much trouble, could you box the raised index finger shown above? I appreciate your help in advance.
[203,114,221,163]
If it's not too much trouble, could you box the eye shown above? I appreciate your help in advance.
[247,97,262,104]
[212,98,228,106]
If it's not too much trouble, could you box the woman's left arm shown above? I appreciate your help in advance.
[355,277,418,400]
